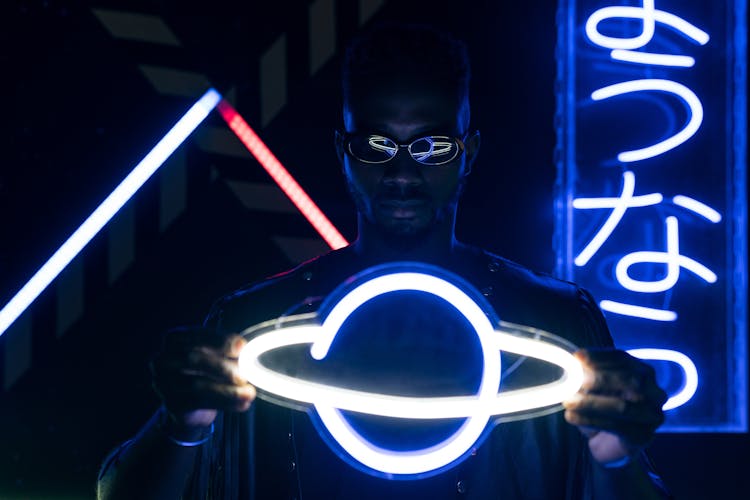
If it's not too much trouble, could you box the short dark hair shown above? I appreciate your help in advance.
[341,22,471,108]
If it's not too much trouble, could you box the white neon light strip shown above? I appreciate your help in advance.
[0,89,221,337]
[600,300,677,322]
[611,49,695,68]
[241,324,582,419]
[672,195,722,223]
[574,171,662,266]
[591,79,703,163]
[217,100,348,250]
[585,0,709,50]
[627,348,698,410]
[585,0,656,50]
[238,271,583,475]
[615,216,717,293]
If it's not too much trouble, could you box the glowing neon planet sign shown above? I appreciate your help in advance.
[238,263,585,477]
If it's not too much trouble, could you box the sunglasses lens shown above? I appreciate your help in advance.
[348,134,397,163]
[410,137,460,165]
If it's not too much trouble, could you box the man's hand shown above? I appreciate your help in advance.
[150,327,256,429]
[563,348,667,465]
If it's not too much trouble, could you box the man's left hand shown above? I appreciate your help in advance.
[563,348,668,465]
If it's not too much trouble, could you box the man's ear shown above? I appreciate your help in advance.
[463,130,480,176]
[334,130,345,169]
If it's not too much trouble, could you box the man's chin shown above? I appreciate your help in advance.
[375,216,434,243]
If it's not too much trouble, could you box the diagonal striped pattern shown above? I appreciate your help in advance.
[225,181,298,214]
[139,65,213,99]
[3,314,31,390]
[359,0,385,25]
[56,257,84,339]
[260,34,288,127]
[2,1,388,390]
[309,0,337,75]
[92,9,181,46]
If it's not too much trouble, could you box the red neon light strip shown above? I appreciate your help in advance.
[217,100,348,250]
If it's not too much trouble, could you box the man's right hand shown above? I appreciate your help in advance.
[150,327,256,429]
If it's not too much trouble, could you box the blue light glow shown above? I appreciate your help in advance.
[672,195,722,223]
[615,216,717,293]
[573,171,662,266]
[591,79,703,163]
[585,0,709,51]
[610,49,695,67]
[557,0,746,430]
[600,300,677,322]
[238,264,584,477]
[627,348,698,410]
[0,89,221,338]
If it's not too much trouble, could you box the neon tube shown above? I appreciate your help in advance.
[0,89,221,337]
[574,171,662,267]
[672,195,722,223]
[216,100,348,250]
[627,348,698,410]
[615,216,717,293]
[600,300,677,322]
[610,50,695,68]
[238,270,584,476]
[591,79,703,163]
[585,0,709,50]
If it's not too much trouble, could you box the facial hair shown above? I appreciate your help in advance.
[345,176,466,248]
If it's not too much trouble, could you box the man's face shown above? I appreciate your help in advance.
[339,77,477,239]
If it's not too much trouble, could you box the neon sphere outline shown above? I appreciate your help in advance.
[238,266,584,476]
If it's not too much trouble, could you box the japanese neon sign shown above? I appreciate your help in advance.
[555,0,747,431]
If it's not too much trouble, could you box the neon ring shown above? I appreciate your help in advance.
[238,266,584,476]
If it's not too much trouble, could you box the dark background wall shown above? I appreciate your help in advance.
[1,1,747,498]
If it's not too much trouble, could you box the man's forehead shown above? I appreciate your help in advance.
[344,79,467,140]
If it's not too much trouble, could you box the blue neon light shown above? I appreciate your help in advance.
[584,0,709,50]
[0,89,221,338]
[614,216,717,293]
[627,348,698,410]
[672,196,722,223]
[556,0,747,431]
[591,79,703,163]
[610,49,696,67]
[573,171,662,266]
[600,300,677,322]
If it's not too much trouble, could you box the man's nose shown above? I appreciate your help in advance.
[382,148,423,188]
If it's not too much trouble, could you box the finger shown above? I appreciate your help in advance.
[223,334,247,359]
[590,375,666,409]
[576,347,655,366]
[575,350,664,401]
[564,409,659,447]
[577,370,666,407]
[153,349,247,386]
[158,377,256,413]
[564,392,663,421]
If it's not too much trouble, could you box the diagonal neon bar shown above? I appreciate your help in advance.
[0,89,221,337]
[216,99,349,250]
[0,89,348,338]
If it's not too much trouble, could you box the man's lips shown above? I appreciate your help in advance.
[378,199,428,207]
[376,199,429,218]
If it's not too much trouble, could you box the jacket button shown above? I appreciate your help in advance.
[488,261,501,272]
[457,480,467,494]
[481,285,493,297]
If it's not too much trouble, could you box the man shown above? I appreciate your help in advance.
[97,23,669,499]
